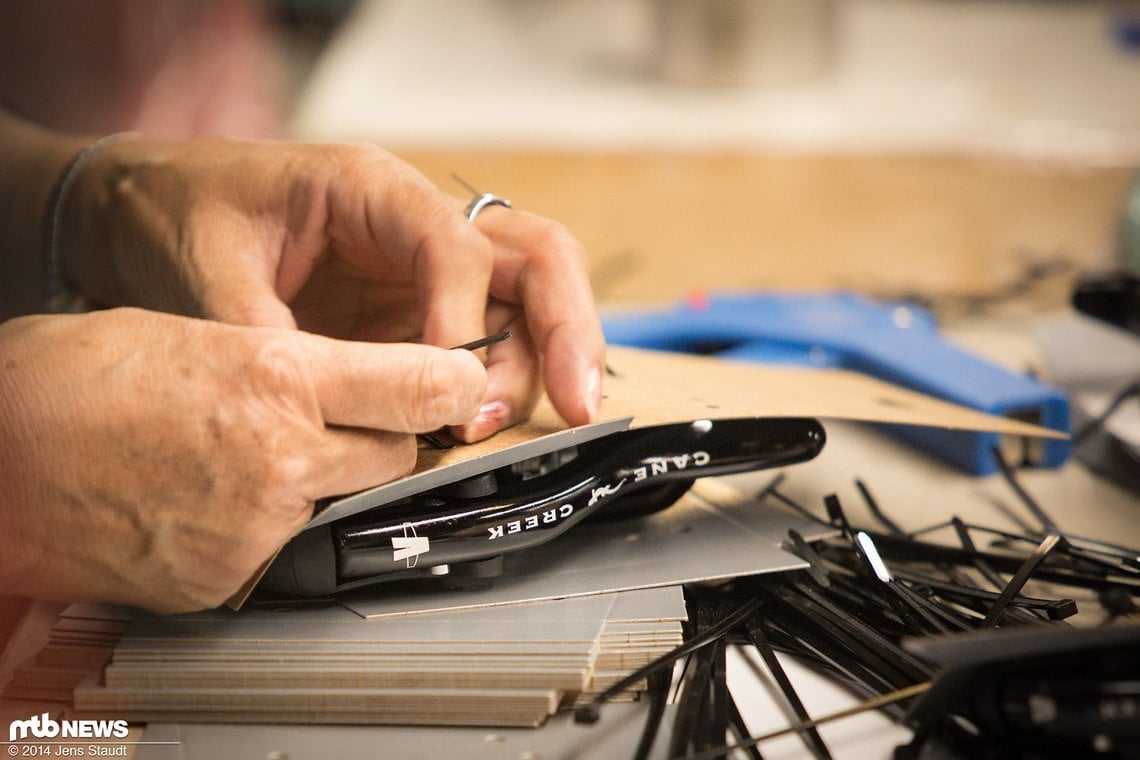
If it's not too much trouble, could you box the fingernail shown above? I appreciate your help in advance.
[583,366,602,422]
[468,400,510,440]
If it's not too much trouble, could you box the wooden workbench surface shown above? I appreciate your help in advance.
[393,148,1133,307]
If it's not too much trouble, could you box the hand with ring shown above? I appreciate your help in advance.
[0,117,605,611]
[57,136,607,442]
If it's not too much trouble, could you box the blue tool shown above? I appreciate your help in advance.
[602,291,1070,475]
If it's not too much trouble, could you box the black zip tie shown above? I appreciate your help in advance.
[683,594,723,755]
[697,597,732,754]
[785,529,831,587]
[763,485,824,524]
[744,616,833,760]
[773,615,919,721]
[855,479,906,536]
[990,445,1058,533]
[824,493,854,536]
[450,330,511,352]
[950,517,1007,591]
[753,472,786,502]
[883,578,955,633]
[980,531,1067,629]
[1057,538,1140,576]
[675,682,933,760]
[811,574,913,641]
[916,516,989,593]
[856,530,1140,594]
[727,696,766,760]
[671,630,719,756]
[926,519,1135,573]
[573,595,764,724]
[842,517,926,637]
[906,518,960,539]
[773,583,930,687]
[791,578,935,680]
[632,668,672,760]
[986,525,1139,574]
[891,569,1076,621]
[705,637,731,752]
[1062,536,1140,572]
[850,533,962,633]
[1071,379,1139,445]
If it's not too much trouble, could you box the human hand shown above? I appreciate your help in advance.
[62,138,605,441]
[0,308,486,612]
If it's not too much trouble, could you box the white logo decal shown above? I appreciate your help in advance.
[589,479,626,506]
[392,522,430,567]
[488,504,574,540]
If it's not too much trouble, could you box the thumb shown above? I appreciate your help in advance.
[298,334,489,433]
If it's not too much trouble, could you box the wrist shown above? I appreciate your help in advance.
[47,132,139,313]
[0,111,88,320]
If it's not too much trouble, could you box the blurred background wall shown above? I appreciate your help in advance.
[3,0,1137,308]
[291,0,1140,157]
[286,0,1140,309]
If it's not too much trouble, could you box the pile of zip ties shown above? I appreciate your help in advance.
[575,449,1140,760]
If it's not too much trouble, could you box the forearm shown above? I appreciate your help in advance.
[0,109,89,320]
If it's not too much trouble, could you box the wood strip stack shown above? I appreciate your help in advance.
[52,587,684,728]
[3,604,131,706]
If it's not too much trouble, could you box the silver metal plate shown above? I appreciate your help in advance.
[307,416,634,529]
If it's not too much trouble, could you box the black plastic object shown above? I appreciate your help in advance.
[258,417,825,597]
[901,624,1140,759]
[1072,270,1140,336]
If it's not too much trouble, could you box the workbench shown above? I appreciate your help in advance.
[395,148,1133,308]
[3,148,1138,758]
[3,409,1137,759]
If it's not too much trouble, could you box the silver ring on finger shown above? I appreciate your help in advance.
[465,192,512,222]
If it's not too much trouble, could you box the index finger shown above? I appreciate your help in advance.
[474,208,607,427]
[323,146,494,350]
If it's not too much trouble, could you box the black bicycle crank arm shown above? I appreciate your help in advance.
[257,416,825,597]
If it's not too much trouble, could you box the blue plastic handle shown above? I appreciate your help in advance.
[603,291,1070,475]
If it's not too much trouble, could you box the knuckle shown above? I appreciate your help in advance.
[327,140,394,171]
[400,351,484,431]
[531,219,588,269]
[247,334,310,396]
[387,434,418,477]
[443,222,495,272]
[257,451,314,507]
[409,355,463,430]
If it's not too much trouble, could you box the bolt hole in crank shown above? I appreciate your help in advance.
[257,417,825,598]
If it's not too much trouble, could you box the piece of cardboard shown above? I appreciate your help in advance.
[597,346,1064,435]
[227,346,1063,608]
